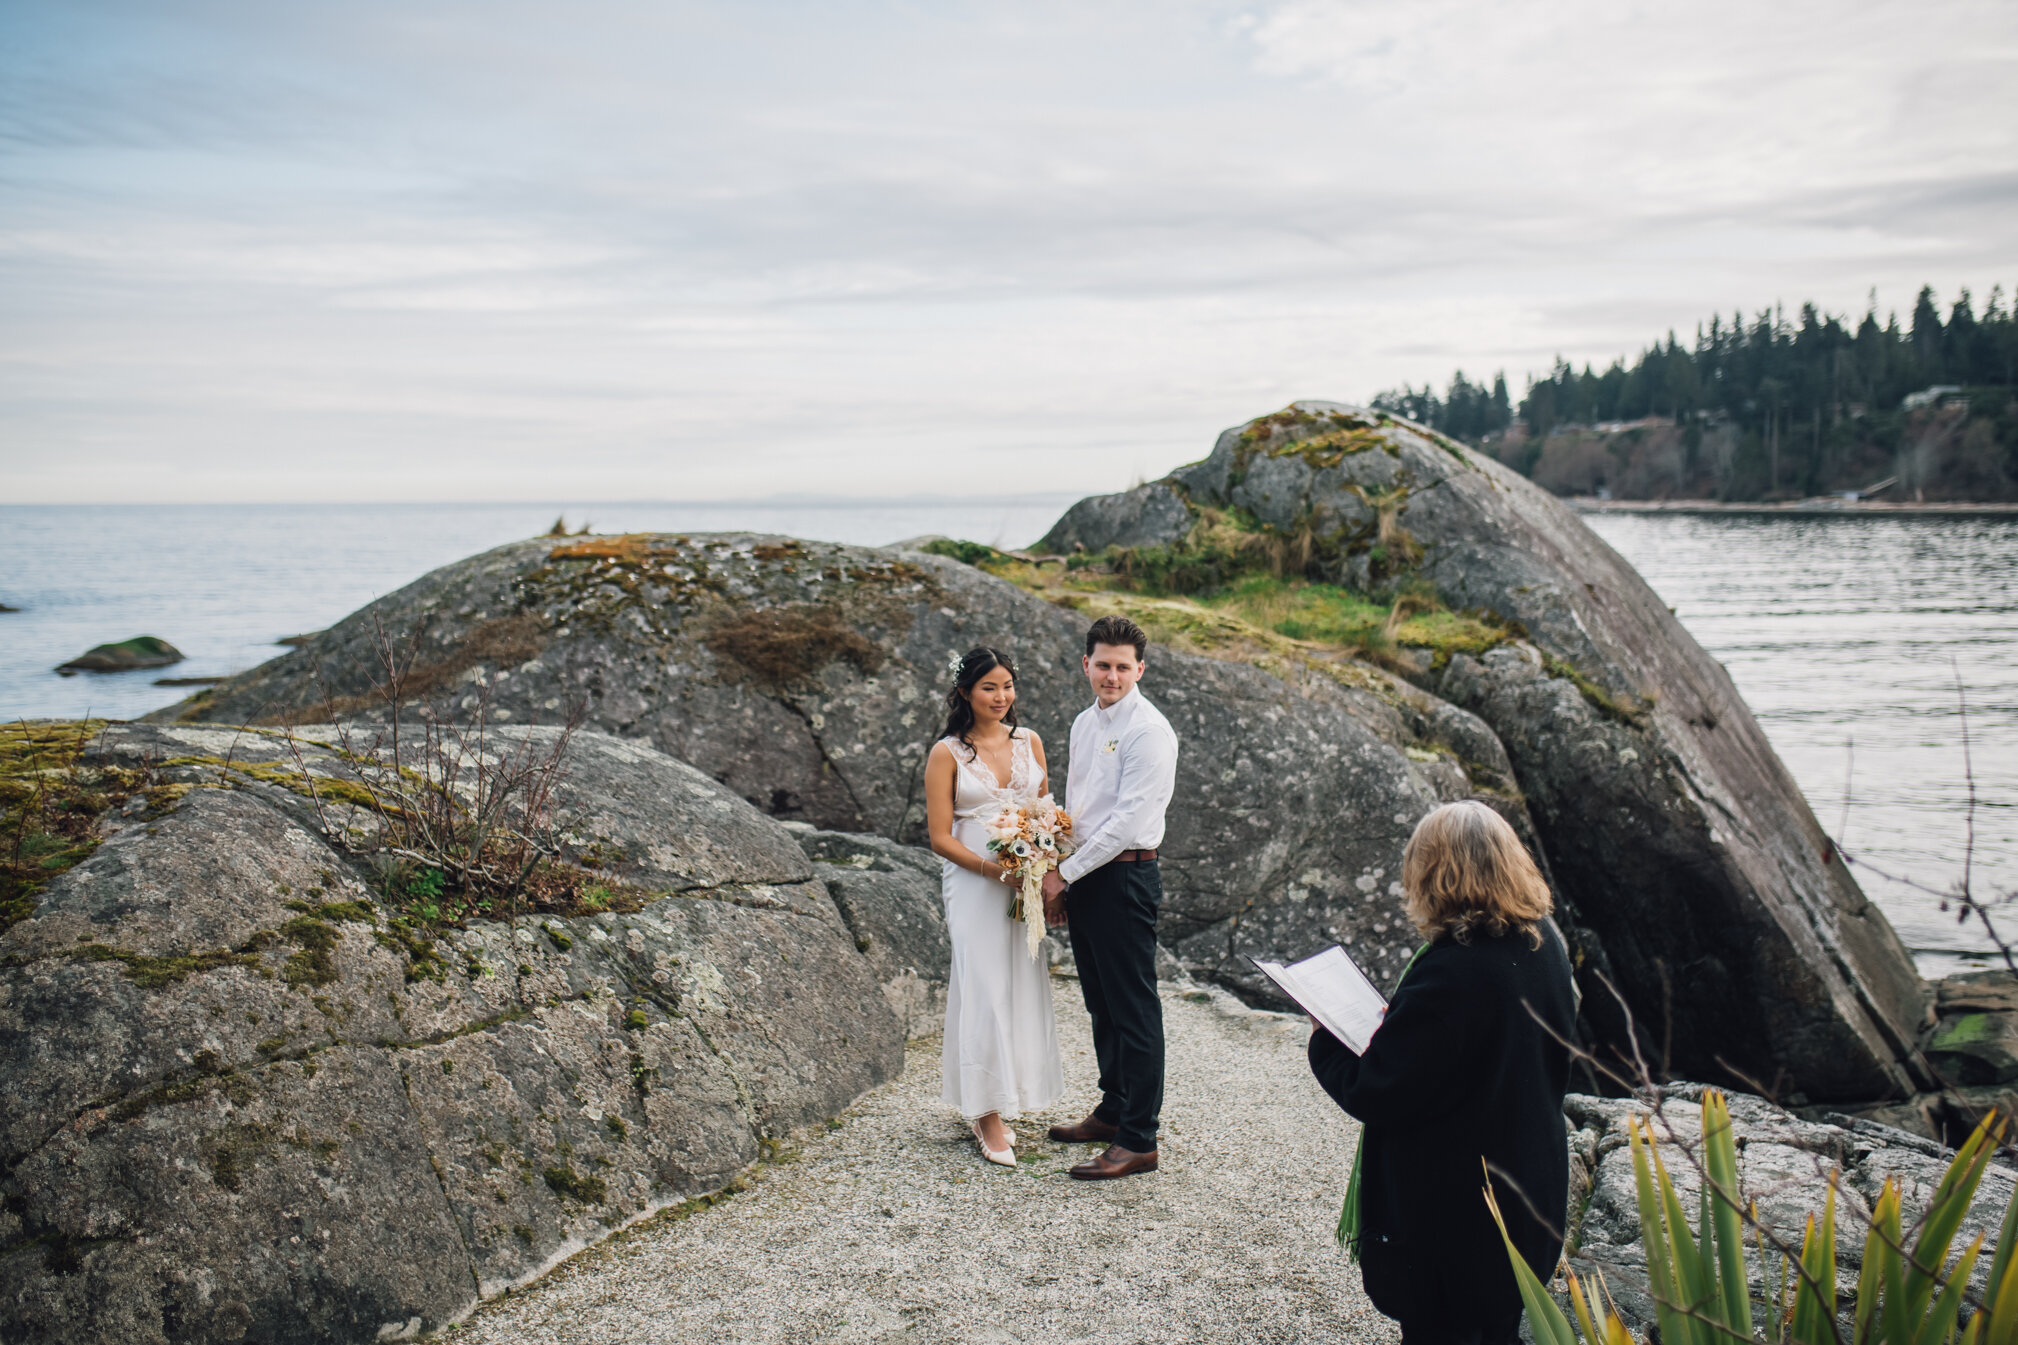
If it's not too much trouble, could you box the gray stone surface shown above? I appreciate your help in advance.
[0,722,903,1345]
[1042,480,1195,554]
[157,534,1542,1006]
[788,825,950,1039]
[1036,403,1931,1105]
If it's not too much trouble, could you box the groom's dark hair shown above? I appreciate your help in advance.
[1085,615,1148,661]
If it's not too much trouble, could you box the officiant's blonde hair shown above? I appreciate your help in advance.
[1402,801,1552,948]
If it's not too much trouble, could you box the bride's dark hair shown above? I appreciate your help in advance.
[939,647,1020,758]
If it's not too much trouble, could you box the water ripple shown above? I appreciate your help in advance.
[1586,513,2018,977]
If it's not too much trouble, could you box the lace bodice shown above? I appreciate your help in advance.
[943,731,1041,821]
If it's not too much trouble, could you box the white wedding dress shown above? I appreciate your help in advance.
[940,731,1065,1121]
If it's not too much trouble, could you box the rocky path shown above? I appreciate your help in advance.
[454,979,1396,1345]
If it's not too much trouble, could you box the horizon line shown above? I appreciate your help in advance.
[0,491,1091,510]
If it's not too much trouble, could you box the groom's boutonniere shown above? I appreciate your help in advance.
[1101,737,1120,754]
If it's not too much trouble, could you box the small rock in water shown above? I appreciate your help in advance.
[275,630,323,646]
[0,601,19,612]
[56,635,184,676]
[153,675,226,687]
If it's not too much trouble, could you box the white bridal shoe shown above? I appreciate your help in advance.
[970,1120,1016,1167]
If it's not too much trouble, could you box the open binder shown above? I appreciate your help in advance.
[1249,944,1390,1054]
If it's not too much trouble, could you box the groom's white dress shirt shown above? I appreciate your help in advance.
[1058,686,1179,885]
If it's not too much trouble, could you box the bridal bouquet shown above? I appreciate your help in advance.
[986,795,1076,959]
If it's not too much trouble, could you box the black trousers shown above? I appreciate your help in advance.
[1399,1317,1521,1345]
[1065,857,1165,1152]
[1363,1236,1523,1345]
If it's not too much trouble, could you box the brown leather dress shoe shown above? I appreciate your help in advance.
[1047,1114,1120,1144]
[1068,1144,1159,1180]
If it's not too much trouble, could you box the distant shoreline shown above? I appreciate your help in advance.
[1571,497,2018,518]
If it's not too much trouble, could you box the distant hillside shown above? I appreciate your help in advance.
[1374,285,2018,501]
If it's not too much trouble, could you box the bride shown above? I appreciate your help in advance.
[924,646,1066,1166]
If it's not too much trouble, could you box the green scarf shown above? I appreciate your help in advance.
[1335,943,1428,1261]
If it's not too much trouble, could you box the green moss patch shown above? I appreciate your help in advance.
[1540,654,1653,726]
[919,539,1006,567]
[279,916,340,987]
[57,635,184,674]
[962,540,1514,681]
[1272,424,1393,470]
[156,753,388,815]
[2,721,140,933]
[1237,405,1374,448]
[1931,1012,1996,1049]
[110,1064,256,1122]
[543,1165,608,1203]
[375,919,449,983]
[1197,575,1388,645]
[75,942,269,989]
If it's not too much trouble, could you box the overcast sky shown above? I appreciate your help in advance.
[4,1,2015,503]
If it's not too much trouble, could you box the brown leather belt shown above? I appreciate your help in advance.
[1114,848,1159,863]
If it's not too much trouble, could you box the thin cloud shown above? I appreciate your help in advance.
[1,0,2013,502]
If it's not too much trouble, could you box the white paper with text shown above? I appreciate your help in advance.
[1251,945,1388,1054]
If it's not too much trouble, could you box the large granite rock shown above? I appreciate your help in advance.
[1040,403,1931,1105]
[156,535,1542,1005]
[0,722,904,1345]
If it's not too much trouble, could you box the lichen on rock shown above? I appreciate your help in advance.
[0,721,904,1345]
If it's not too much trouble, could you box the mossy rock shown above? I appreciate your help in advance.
[1036,399,1932,1107]
[0,720,905,1345]
[154,530,1539,1012]
[56,635,184,674]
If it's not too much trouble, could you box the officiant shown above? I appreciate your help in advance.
[1307,801,1576,1345]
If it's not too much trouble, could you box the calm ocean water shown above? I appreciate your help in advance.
[1583,513,2018,977]
[2,501,2011,976]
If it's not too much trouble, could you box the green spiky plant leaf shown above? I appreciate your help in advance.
[1496,1098,2016,1345]
[1484,1166,1634,1345]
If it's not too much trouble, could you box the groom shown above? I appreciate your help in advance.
[1042,615,1180,1181]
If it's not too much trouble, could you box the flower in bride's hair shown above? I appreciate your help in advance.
[946,651,965,676]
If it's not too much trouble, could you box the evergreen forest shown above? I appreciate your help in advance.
[1370,285,2018,501]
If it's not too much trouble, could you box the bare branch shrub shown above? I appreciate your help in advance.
[284,615,591,927]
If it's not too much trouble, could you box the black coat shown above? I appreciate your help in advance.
[1308,923,1576,1326]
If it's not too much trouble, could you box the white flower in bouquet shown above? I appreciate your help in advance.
[983,797,1079,959]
